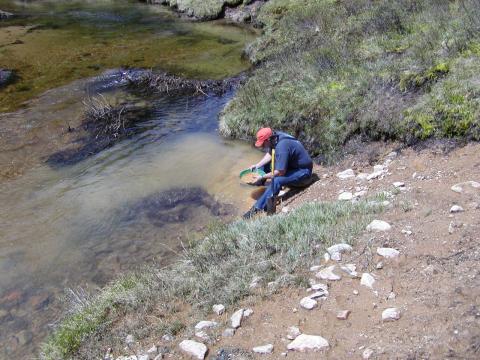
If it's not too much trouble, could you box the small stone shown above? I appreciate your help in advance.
[300,297,317,310]
[330,252,342,261]
[212,304,225,315]
[353,289,359,295]
[374,165,384,172]
[356,173,369,181]
[162,334,173,342]
[243,308,254,318]
[451,181,480,193]
[147,345,158,356]
[249,276,262,289]
[336,310,350,320]
[310,265,321,272]
[178,340,207,359]
[337,169,355,180]
[125,334,135,346]
[194,321,218,331]
[360,273,375,289]
[448,222,455,234]
[195,331,209,341]
[323,253,330,262]
[230,309,244,329]
[222,328,235,337]
[287,326,301,340]
[281,352,288,357]
[252,344,273,354]
[377,247,400,259]
[366,220,391,232]
[362,348,374,359]
[287,334,329,352]
[310,283,329,292]
[354,190,367,198]
[137,355,149,360]
[316,265,341,281]
[393,181,405,188]
[340,264,359,278]
[382,307,401,322]
[367,171,383,180]
[387,292,396,300]
[376,261,383,270]
[338,192,353,201]
[327,243,353,255]
[387,151,398,158]
[401,229,412,235]
[450,205,464,213]
[309,290,328,299]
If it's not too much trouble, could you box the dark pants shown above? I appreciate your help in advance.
[255,166,312,211]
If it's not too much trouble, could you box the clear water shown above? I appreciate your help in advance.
[0,1,261,357]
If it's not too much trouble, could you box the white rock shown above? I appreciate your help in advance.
[354,190,367,198]
[243,308,254,318]
[330,252,342,261]
[450,205,464,213]
[178,340,207,360]
[230,309,244,329]
[162,334,173,342]
[195,330,209,341]
[249,276,262,289]
[146,345,158,356]
[401,229,412,235]
[125,334,135,345]
[367,171,383,180]
[376,261,384,270]
[382,307,401,322]
[377,247,400,259]
[194,321,218,331]
[448,222,455,234]
[374,165,384,172]
[360,273,375,289]
[287,326,302,340]
[287,334,329,352]
[393,181,405,188]
[327,243,353,255]
[387,151,398,158]
[222,328,235,337]
[281,206,289,213]
[137,355,149,360]
[362,348,374,359]
[366,220,391,232]
[451,181,480,193]
[340,264,359,278]
[323,252,330,262]
[316,265,341,281]
[310,265,321,272]
[353,289,359,295]
[337,169,355,180]
[311,283,329,292]
[338,192,353,201]
[116,356,137,360]
[387,292,396,300]
[252,344,274,354]
[336,310,350,320]
[356,173,369,181]
[300,297,317,310]
[309,290,328,299]
[212,304,225,315]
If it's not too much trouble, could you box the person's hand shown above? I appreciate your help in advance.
[252,173,263,182]
[249,164,257,171]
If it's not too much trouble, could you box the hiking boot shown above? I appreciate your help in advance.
[243,206,261,220]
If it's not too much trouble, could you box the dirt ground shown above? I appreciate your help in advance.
[159,142,480,359]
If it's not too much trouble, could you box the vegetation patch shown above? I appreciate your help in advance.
[41,199,382,359]
[220,0,480,161]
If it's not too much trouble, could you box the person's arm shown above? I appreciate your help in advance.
[250,152,271,170]
[261,168,286,179]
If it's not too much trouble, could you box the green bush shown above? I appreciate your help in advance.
[220,0,480,159]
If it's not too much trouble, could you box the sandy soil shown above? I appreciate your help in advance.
[165,142,480,359]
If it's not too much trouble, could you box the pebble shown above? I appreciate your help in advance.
[393,181,405,188]
[327,243,353,255]
[230,309,244,329]
[300,297,317,310]
[336,310,351,320]
[376,261,383,270]
[146,345,158,357]
[337,169,355,180]
[222,328,235,337]
[451,181,480,193]
[450,205,464,213]
[377,247,400,258]
[382,307,401,322]
[316,265,341,281]
[244,308,254,318]
[162,334,173,342]
[179,340,207,359]
[287,334,329,352]
[287,326,302,340]
[401,229,412,235]
[360,273,375,289]
[387,292,396,300]
[309,290,328,299]
[340,264,359,278]
[338,192,353,201]
[310,283,329,292]
[212,304,225,315]
[367,171,383,180]
[356,173,369,181]
[125,334,135,346]
[252,344,274,354]
[366,220,391,232]
[353,289,359,295]
[374,165,384,172]
[310,265,322,272]
[194,321,218,331]
[362,348,374,359]
[330,252,342,261]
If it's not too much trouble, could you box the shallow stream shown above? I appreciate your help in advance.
[0,0,260,357]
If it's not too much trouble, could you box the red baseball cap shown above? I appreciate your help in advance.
[255,127,273,147]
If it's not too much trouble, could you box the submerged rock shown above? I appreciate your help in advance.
[0,10,14,19]
[0,69,15,88]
